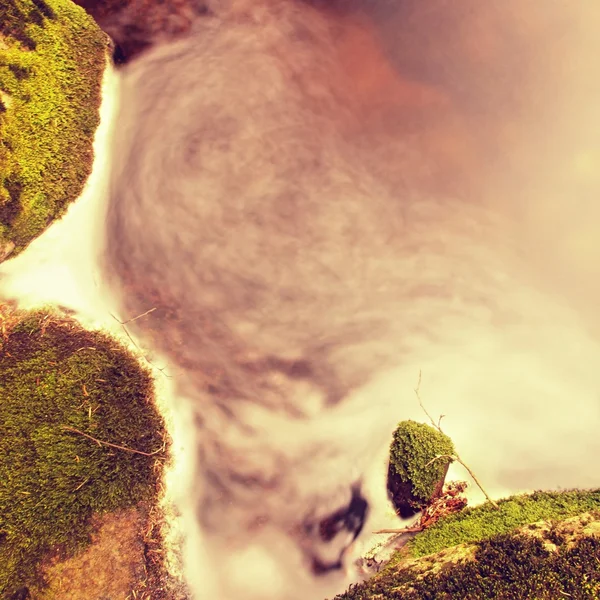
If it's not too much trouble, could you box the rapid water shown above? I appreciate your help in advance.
[2,2,600,599]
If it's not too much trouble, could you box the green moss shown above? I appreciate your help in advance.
[0,304,167,598]
[0,0,108,258]
[408,489,600,558]
[338,527,600,599]
[389,420,455,510]
[335,492,600,599]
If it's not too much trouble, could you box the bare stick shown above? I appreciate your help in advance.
[415,370,436,426]
[116,307,157,325]
[109,311,171,379]
[424,454,455,469]
[415,371,499,509]
[73,477,90,492]
[61,425,164,457]
[373,527,423,534]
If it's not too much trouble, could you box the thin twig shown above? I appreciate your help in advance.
[61,425,164,457]
[117,307,157,325]
[415,371,499,509]
[415,371,436,426]
[109,311,172,379]
[73,477,90,492]
[424,454,455,469]
[373,526,423,534]
[453,459,498,507]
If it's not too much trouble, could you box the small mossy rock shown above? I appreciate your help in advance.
[388,420,455,517]
[0,0,109,261]
[0,304,167,598]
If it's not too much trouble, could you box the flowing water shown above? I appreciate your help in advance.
[2,1,600,599]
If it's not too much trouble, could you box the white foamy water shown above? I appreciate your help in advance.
[0,60,194,589]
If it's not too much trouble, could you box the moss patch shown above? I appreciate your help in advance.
[0,304,168,598]
[335,491,600,600]
[407,489,600,559]
[336,510,600,599]
[0,0,108,260]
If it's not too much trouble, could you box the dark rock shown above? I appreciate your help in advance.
[387,460,449,518]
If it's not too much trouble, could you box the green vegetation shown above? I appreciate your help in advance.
[338,516,600,599]
[0,305,167,598]
[335,491,600,599]
[0,0,108,259]
[407,489,600,558]
[389,420,455,511]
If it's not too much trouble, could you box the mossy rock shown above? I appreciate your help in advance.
[0,303,168,598]
[0,0,108,261]
[336,489,600,599]
[388,420,455,517]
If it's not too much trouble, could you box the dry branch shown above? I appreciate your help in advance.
[373,526,424,534]
[61,425,164,457]
[415,371,499,509]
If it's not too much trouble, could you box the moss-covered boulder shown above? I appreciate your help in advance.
[388,420,455,517]
[0,304,168,598]
[337,490,600,599]
[0,0,108,261]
